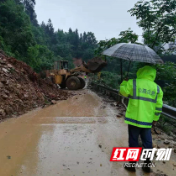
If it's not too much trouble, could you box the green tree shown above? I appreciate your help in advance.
[156,62,176,106]
[95,28,138,56]
[128,0,176,53]
[0,0,35,59]
[119,28,138,43]
[27,45,55,72]
[20,0,38,26]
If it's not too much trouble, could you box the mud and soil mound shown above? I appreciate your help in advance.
[0,50,70,120]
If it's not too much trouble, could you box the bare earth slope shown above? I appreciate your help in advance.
[0,50,69,120]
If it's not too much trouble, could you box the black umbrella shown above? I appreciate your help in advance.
[102,43,163,82]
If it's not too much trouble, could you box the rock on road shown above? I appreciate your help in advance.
[0,90,175,176]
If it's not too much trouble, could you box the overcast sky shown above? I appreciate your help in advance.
[35,0,143,42]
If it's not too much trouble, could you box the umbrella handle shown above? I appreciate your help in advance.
[126,60,132,79]
[120,59,123,83]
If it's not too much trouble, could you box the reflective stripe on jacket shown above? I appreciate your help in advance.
[120,66,163,128]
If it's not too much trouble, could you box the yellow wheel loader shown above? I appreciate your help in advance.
[46,58,107,90]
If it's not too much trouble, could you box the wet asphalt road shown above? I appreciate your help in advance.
[0,90,175,176]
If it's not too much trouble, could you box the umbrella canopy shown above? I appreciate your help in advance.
[102,43,163,64]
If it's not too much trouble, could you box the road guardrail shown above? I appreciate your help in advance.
[90,82,176,120]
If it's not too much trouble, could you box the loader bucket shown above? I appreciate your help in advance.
[86,57,107,73]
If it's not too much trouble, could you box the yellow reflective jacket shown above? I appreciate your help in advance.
[120,66,163,128]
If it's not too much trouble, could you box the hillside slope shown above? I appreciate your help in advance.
[0,50,69,120]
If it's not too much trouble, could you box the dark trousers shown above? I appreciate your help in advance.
[128,125,153,149]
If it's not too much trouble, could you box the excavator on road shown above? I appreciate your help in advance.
[46,57,107,90]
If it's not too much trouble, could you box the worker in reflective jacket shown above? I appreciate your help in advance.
[120,65,163,173]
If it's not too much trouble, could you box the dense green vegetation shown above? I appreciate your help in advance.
[94,0,176,106]
[0,0,97,72]
[129,0,176,54]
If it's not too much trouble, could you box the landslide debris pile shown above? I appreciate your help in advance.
[0,50,69,120]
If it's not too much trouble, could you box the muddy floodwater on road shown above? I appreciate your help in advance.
[0,90,176,176]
